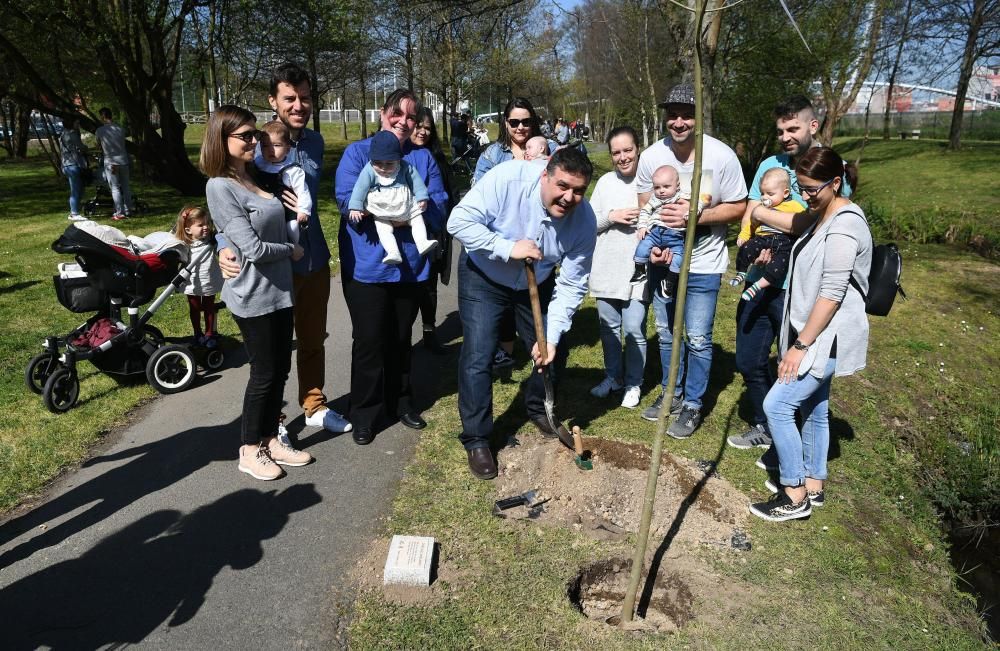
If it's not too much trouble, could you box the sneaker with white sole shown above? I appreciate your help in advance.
[749,492,811,522]
[641,392,683,422]
[727,423,772,449]
[266,435,312,467]
[277,417,292,447]
[590,376,623,398]
[238,444,283,480]
[667,405,702,439]
[68,213,86,221]
[621,386,641,409]
[765,479,824,507]
[305,407,353,433]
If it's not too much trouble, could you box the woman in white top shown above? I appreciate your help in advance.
[587,126,648,408]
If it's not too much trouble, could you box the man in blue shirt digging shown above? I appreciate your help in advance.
[448,148,597,480]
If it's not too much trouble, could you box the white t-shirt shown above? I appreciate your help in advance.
[635,135,747,274]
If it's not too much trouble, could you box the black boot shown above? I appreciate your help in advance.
[422,326,447,355]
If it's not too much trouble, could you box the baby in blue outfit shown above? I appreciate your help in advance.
[348,130,437,265]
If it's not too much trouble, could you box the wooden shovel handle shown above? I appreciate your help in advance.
[524,261,548,355]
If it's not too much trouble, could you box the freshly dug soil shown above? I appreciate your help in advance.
[495,432,749,549]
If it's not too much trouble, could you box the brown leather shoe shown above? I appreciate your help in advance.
[466,447,497,480]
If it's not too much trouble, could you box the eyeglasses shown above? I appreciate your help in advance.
[799,178,835,196]
[228,129,262,144]
[507,118,535,129]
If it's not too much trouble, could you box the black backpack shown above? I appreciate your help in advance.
[849,241,906,316]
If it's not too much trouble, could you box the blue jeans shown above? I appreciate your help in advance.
[634,226,685,273]
[457,254,561,450]
[652,271,721,409]
[596,297,648,388]
[764,358,836,487]
[735,287,785,428]
[64,165,83,214]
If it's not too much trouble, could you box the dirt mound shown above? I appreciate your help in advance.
[495,433,749,549]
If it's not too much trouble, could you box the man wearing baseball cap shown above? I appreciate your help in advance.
[635,82,748,438]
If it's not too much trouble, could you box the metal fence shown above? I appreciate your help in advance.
[836,110,1000,140]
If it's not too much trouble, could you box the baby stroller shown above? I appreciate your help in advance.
[82,153,149,217]
[25,221,223,413]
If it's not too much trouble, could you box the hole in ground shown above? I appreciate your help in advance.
[567,558,694,633]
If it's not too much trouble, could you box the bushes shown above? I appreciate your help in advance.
[861,199,999,258]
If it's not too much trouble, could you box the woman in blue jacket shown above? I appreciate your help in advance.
[334,89,448,445]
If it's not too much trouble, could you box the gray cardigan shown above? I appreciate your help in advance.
[206,178,294,318]
[780,203,872,378]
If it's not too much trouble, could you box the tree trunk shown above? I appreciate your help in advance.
[359,70,368,139]
[15,108,30,158]
[882,0,913,140]
[310,59,322,133]
[341,94,348,141]
[948,0,987,151]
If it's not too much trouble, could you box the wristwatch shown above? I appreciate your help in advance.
[793,339,810,351]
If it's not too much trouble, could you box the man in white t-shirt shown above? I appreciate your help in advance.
[94,107,133,221]
[635,82,748,438]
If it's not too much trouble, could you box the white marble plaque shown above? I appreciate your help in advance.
[383,534,435,586]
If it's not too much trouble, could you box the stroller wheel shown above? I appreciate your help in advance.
[26,353,59,395]
[42,368,80,413]
[204,349,225,371]
[146,344,196,394]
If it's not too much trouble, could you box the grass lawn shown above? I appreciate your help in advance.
[0,134,996,647]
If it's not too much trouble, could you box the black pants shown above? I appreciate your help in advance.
[342,278,421,429]
[233,307,294,446]
[418,272,438,328]
[736,233,793,286]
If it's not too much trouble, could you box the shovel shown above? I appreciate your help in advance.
[524,261,575,451]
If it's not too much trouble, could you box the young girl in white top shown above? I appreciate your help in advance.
[174,205,224,347]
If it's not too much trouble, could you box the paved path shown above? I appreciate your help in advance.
[0,271,460,649]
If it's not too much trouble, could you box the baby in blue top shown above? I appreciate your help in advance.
[348,130,438,265]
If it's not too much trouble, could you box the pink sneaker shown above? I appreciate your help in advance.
[238,444,283,480]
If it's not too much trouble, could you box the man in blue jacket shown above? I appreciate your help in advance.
[448,148,597,480]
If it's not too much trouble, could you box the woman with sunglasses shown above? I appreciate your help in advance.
[473,97,553,184]
[201,105,310,480]
[747,147,870,522]
[334,90,449,445]
[410,107,454,354]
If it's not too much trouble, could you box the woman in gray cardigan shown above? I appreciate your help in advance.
[746,148,871,522]
[200,105,310,481]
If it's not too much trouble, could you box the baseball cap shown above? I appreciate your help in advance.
[657,82,696,108]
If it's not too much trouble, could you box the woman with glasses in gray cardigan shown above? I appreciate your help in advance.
[745,147,871,522]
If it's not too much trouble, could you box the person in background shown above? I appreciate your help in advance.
[59,117,88,222]
[587,126,648,410]
[410,106,454,355]
[474,97,556,370]
[95,107,133,221]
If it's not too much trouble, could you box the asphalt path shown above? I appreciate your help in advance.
[0,269,462,649]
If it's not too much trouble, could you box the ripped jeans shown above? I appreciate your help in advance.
[651,271,722,410]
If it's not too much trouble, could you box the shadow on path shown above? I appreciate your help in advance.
[0,418,241,569]
[2,484,320,650]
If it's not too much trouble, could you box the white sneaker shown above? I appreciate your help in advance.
[68,213,86,221]
[590,377,623,398]
[304,407,353,433]
[621,386,641,409]
[417,240,438,256]
[382,252,403,265]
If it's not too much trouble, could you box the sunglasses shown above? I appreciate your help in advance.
[506,118,535,129]
[799,178,835,197]
[228,129,262,144]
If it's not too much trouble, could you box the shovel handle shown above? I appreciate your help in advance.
[524,261,548,356]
